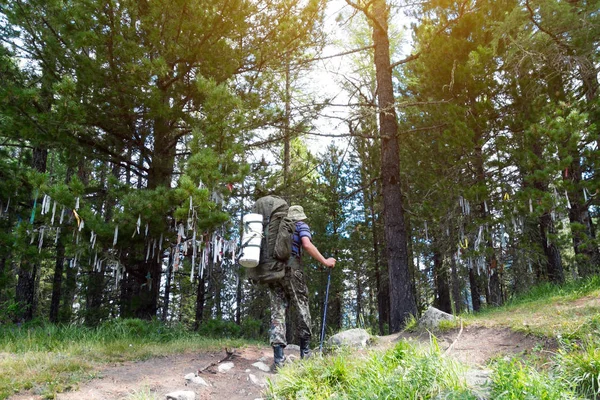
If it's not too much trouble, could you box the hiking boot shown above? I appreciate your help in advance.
[271,345,286,372]
[300,338,311,359]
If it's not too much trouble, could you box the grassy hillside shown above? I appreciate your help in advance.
[267,276,600,399]
[464,276,600,339]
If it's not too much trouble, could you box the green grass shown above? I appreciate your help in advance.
[0,318,252,399]
[463,275,600,338]
[266,339,476,399]
[267,276,600,399]
[555,337,600,399]
[489,357,579,399]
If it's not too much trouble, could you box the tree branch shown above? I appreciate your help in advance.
[345,0,387,36]
[390,53,421,69]
[297,45,375,65]
[525,0,573,55]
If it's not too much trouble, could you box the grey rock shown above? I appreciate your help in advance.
[252,361,271,372]
[327,328,371,348]
[190,376,210,386]
[465,369,492,399]
[217,361,235,373]
[249,373,267,387]
[285,344,300,352]
[418,307,455,329]
[184,372,209,387]
[165,390,195,400]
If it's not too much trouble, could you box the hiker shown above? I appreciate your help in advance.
[269,205,336,370]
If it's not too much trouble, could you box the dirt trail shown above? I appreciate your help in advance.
[9,326,555,400]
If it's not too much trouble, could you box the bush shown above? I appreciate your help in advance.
[0,299,19,324]
[267,339,473,399]
[197,319,241,338]
[240,317,263,340]
[98,318,189,342]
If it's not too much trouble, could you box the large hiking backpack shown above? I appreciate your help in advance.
[245,195,296,284]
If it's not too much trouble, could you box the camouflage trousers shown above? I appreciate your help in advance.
[268,258,312,346]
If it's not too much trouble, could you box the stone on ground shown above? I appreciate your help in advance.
[285,344,300,352]
[248,373,267,387]
[183,372,210,386]
[165,390,195,400]
[418,306,455,329]
[191,376,210,386]
[327,328,371,348]
[252,361,271,372]
[465,368,492,399]
[218,361,235,373]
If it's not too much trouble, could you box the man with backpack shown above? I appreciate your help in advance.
[269,205,336,370]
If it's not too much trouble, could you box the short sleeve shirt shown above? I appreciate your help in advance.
[292,221,311,257]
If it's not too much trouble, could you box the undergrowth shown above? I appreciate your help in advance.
[266,339,475,399]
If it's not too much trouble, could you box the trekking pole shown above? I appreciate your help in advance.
[319,267,332,353]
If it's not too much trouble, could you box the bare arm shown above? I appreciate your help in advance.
[301,237,336,268]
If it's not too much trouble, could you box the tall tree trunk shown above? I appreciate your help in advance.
[539,212,564,283]
[86,262,107,326]
[49,165,74,323]
[367,171,388,334]
[330,293,342,332]
[15,146,47,323]
[15,263,38,323]
[60,259,78,322]
[530,134,564,284]
[119,270,132,317]
[450,255,461,314]
[356,268,363,325]
[49,241,65,323]
[194,273,207,331]
[433,246,451,314]
[473,133,502,306]
[565,156,600,277]
[468,266,481,312]
[488,256,503,306]
[371,0,417,332]
[215,264,223,319]
[127,108,175,319]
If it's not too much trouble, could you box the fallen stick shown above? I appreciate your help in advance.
[197,348,237,374]
[443,318,464,356]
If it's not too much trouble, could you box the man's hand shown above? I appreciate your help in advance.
[323,258,336,268]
